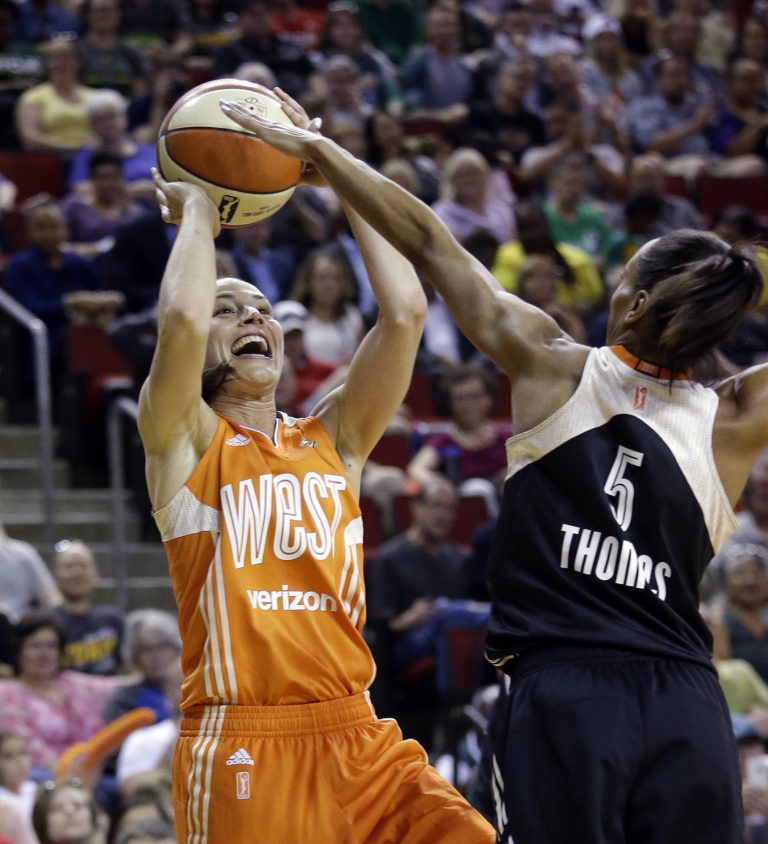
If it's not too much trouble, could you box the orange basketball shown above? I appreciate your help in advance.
[157,79,302,228]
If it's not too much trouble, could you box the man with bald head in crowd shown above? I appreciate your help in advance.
[608,151,703,235]
[52,539,124,676]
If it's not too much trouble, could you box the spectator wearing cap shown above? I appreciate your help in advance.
[579,13,643,111]
[228,218,296,305]
[273,299,345,417]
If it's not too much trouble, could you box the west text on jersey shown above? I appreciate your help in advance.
[220,472,347,565]
[560,524,672,600]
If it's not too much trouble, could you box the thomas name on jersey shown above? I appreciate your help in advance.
[220,471,348,566]
[560,523,672,601]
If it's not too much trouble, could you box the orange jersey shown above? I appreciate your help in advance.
[154,412,375,709]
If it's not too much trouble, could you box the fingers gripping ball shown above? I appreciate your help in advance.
[157,80,302,227]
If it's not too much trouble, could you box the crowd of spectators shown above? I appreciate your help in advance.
[4,0,768,837]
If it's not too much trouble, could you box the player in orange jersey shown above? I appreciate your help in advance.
[137,108,496,842]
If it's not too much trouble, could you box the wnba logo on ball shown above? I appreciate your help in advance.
[239,96,268,117]
[235,771,251,800]
[219,194,240,224]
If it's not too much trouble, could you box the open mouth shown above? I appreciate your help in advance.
[232,334,271,358]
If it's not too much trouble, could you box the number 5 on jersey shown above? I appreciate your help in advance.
[604,446,644,531]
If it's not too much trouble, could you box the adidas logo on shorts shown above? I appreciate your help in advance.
[226,748,254,766]
[225,434,252,447]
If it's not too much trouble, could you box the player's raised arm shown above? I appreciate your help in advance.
[219,96,566,381]
[137,171,221,508]
[313,202,426,477]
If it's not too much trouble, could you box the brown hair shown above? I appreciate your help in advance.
[289,248,358,318]
[633,230,763,380]
[441,364,497,406]
[32,780,98,844]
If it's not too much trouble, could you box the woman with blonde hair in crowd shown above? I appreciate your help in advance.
[432,147,515,246]
[289,248,365,366]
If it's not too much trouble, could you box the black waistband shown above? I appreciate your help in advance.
[499,645,714,680]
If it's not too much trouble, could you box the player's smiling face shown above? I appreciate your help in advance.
[206,279,284,385]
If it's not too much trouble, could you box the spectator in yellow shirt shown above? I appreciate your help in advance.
[491,201,604,312]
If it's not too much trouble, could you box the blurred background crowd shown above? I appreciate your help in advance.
[3,0,768,840]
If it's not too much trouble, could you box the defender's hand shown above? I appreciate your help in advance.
[272,87,328,187]
[220,99,320,164]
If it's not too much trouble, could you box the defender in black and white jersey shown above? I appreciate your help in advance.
[220,95,768,844]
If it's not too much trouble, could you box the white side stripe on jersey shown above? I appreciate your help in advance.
[339,517,365,626]
[186,705,226,844]
[199,542,239,704]
[213,541,238,703]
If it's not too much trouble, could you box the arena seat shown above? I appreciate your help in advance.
[59,325,134,478]
[0,150,66,203]
[697,174,768,220]
[360,494,385,555]
[403,371,440,419]
[368,431,411,469]
[491,372,511,420]
[662,174,689,199]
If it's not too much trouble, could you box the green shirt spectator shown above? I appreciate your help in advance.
[544,201,612,266]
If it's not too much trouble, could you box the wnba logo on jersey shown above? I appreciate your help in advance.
[632,386,648,411]
[235,771,251,800]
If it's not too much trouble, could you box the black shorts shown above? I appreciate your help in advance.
[484,647,744,844]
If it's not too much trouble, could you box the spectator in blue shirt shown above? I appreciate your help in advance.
[627,54,714,180]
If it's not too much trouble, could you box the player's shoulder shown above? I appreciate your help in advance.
[715,361,768,407]
[715,362,768,447]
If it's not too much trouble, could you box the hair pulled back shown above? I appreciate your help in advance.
[633,229,763,378]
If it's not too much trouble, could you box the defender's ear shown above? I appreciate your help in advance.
[624,289,652,324]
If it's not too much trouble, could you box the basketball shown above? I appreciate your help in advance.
[157,79,302,228]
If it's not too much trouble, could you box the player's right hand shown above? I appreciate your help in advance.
[152,168,220,235]
[272,87,328,188]
[219,99,319,164]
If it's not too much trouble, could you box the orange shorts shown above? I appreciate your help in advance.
[172,692,495,844]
